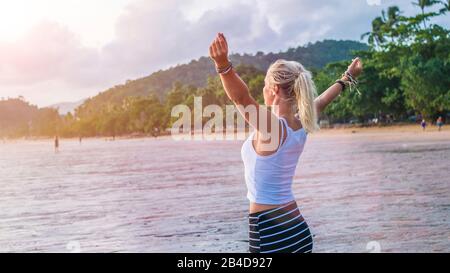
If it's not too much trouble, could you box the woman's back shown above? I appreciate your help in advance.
[241,117,307,205]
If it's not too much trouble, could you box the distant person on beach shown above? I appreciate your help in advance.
[209,33,363,253]
[54,135,59,153]
[153,127,159,138]
[436,116,443,131]
[421,119,427,131]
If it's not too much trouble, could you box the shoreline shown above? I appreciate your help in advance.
[1,123,447,142]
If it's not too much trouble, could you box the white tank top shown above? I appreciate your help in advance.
[241,117,308,205]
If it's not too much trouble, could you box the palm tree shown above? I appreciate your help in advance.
[385,6,402,41]
[386,6,401,23]
[440,0,450,14]
[412,0,441,29]
[361,6,401,46]
[362,16,386,46]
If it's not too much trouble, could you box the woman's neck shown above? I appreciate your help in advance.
[272,101,295,118]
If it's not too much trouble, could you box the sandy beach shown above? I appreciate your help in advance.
[0,125,448,252]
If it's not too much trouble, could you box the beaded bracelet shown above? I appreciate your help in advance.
[216,62,233,74]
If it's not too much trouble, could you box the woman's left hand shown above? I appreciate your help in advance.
[347,57,363,78]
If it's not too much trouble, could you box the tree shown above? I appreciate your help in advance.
[412,0,441,29]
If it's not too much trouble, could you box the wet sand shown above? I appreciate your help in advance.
[0,126,449,252]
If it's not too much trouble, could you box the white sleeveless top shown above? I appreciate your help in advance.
[241,117,308,205]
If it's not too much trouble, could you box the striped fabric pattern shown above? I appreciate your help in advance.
[248,201,313,253]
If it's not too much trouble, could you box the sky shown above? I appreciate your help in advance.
[0,0,448,107]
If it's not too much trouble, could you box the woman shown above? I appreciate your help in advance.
[209,33,363,253]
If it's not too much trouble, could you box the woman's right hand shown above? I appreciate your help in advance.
[209,32,230,69]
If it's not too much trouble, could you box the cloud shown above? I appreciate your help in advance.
[87,0,384,79]
[0,21,101,87]
[101,0,277,77]
[0,0,448,106]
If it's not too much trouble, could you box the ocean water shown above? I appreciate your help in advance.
[0,130,449,253]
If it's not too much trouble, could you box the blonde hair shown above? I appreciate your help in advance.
[266,59,320,134]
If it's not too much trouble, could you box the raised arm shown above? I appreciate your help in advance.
[209,33,281,152]
[209,33,274,133]
[314,58,363,115]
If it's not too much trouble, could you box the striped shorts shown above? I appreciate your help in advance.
[248,201,313,253]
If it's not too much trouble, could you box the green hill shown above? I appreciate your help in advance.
[81,40,368,109]
[0,97,60,137]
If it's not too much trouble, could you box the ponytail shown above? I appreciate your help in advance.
[293,70,319,134]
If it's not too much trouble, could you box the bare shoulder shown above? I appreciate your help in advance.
[285,115,303,131]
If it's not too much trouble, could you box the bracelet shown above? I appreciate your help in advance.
[219,64,233,74]
[342,71,358,85]
[335,80,347,91]
[339,70,361,95]
[216,61,233,74]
